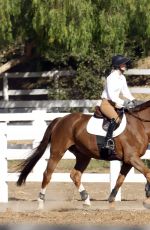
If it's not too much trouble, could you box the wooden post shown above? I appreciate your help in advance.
[32,110,47,176]
[3,74,9,101]
[0,122,8,202]
[83,108,89,113]
[54,75,59,100]
[110,161,121,201]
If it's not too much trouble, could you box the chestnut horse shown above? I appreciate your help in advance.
[17,100,150,209]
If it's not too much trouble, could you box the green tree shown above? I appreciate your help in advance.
[30,0,94,56]
[0,0,21,48]
[0,0,150,99]
[1,0,150,58]
[127,0,150,57]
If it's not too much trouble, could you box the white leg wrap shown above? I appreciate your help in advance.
[78,184,91,206]
[37,188,46,210]
[40,188,46,194]
[78,183,85,192]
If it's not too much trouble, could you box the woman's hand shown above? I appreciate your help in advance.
[123,99,135,109]
[132,99,144,106]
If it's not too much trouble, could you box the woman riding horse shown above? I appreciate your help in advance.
[100,55,139,150]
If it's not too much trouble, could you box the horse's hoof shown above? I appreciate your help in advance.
[143,198,150,209]
[37,204,44,210]
[83,195,91,206]
[37,198,44,210]
[108,194,115,203]
[108,201,115,209]
[83,202,91,207]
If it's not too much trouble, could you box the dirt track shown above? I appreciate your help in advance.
[1,182,150,225]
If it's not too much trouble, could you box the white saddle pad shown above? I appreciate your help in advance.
[86,114,126,137]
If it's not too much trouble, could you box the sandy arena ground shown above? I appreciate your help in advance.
[0,182,150,226]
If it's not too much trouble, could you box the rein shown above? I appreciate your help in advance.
[127,110,150,122]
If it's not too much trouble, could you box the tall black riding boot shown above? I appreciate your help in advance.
[102,118,117,150]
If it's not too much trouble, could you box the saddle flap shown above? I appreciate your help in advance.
[86,114,127,137]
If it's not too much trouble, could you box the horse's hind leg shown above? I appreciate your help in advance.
[108,162,132,203]
[70,154,91,206]
[38,152,63,209]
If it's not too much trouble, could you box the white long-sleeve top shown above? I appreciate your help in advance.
[101,69,134,108]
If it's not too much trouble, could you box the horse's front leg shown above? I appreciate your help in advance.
[108,162,132,203]
[129,156,150,208]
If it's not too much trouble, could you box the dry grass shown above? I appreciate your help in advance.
[132,93,150,101]
[136,56,150,68]
[8,159,110,173]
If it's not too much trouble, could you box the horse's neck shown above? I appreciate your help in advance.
[138,108,150,141]
[138,107,150,121]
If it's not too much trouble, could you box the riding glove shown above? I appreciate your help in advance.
[123,99,135,109]
[132,99,143,106]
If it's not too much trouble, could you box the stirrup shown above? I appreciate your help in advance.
[105,138,115,150]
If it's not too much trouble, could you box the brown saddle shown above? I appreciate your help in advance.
[94,106,105,119]
[93,106,123,131]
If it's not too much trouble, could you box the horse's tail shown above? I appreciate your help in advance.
[16,117,60,186]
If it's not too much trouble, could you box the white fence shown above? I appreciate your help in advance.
[0,111,150,203]
[0,69,150,100]
[0,69,149,115]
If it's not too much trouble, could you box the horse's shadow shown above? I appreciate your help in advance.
[9,197,37,202]
[9,196,138,202]
[76,198,137,202]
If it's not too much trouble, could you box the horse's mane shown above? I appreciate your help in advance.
[129,100,150,112]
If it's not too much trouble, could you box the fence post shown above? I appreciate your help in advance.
[0,122,8,202]
[3,74,9,101]
[83,108,89,113]
[110,161,121,201]
[32,110,47,176]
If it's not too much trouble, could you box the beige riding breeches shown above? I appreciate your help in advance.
[100,99,120,123]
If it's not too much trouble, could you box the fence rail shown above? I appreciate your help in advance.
[0,111,149,203]
[0,69,150,102]
[0,87,149,98]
